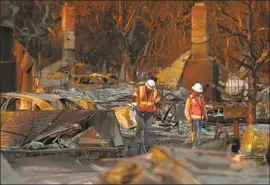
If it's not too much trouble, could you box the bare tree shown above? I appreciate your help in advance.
[69,1,194,76]
[217,1,269,124]
[134,1,193,72]
[1,0,63,92]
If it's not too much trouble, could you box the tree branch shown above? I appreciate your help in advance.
[253,27,270,34]
[219,33,248,40]
[218,24,249,42]
[229,54,252,69]
[219,9,238,24]
[256,27,270,31]
[248,41,257,63]
[31,21,39,34]
[241,1,248,6]
[255,58,269,70]
[218,23,233,34]
[255,43,269,70]
[256,37,265,59]
[243,54,252,60]
[41,4,50,26]
[238,11,248,15]
[9,2,20,22]
[123,8,137,36]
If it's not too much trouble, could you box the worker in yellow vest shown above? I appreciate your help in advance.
[184,83,208,148]
[132,79,161,153]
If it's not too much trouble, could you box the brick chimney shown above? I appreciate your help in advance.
[182,2,219,101]
[61,3,76,66]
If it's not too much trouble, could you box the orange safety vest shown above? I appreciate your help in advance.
[189,94,205,120]
[135,85,160,112]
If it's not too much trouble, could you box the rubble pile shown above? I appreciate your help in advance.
[1,0,269,183]
[95,146,269,184]
[1,82,269,185]
[48,84,135,104]
[51,88,94,101]
[2,145,269,184]
[85,87,134,103]
[165,87,190,101]
[1,110,124,155]
[121,120,219,157]
[240,124,269,156]
[113,105,137,129]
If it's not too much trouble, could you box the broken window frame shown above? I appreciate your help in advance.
[58,98,84,110]
[4,97,33,111]
[31,101,42,111]
[0,97,8,111]
[78,76,95,85]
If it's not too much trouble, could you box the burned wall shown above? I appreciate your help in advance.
[0,26,16,93]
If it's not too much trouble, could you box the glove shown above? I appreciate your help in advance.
[187,118,192,125]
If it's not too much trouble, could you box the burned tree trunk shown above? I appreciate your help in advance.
[246,0,256,125]
[218,1,269,125]
[247,70,257,125]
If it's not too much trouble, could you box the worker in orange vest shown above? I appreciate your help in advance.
[132,79,161,153]
[184,83,208,148]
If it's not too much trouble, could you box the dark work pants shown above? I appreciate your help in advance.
[135,110,154,146]
[192,120,204,147]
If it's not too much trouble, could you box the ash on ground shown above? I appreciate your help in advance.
[121,119,247,156]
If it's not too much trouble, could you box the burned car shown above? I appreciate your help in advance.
[1,92,85,126]
[50,88,100,110]
[1,93,125,159]
[0,92,84,111]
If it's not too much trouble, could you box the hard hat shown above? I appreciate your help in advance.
[192,83,203,93]
[145,79,156,90]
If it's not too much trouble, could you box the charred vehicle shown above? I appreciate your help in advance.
[1,92,84,111]
[1,92,85,126]
[1,93,125,159]
[50,88,100,110]
[50,88,136,129]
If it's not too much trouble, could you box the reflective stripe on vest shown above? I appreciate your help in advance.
[137,85,158,112]
[189,94,205,120]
